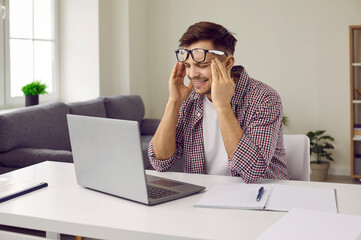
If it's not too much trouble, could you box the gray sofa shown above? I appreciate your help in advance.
[0,95,160,174]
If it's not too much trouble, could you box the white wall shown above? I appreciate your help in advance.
[129,0,150,116]
[99,0,130,97]
[59,0,100,102]
[146,0,361,175]
[61,0,151,115]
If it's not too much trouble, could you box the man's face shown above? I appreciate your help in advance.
[183,40,219,96]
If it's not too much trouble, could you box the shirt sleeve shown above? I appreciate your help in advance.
[148,104,186,172]
[228,94,283,183]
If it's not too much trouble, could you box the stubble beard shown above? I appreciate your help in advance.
[191,78,211,95]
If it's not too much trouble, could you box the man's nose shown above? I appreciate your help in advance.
[188,65,200,79]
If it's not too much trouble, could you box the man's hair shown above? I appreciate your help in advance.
[179,21,237,55]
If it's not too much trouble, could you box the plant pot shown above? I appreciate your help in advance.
[310,161,330,181]
[25,95,39,107]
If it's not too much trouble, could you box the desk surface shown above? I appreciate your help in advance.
[0,162,361,240]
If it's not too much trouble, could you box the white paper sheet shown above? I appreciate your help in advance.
[257,208,361,240]
[266,184,337,213]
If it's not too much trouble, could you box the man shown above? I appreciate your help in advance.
[148,21,290,183]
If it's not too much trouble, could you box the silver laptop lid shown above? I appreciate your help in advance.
[67,114,149,204]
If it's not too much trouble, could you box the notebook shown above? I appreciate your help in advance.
[195,183,337,213]
[67,114,205,205]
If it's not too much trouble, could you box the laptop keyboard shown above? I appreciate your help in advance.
[147,186,178,199]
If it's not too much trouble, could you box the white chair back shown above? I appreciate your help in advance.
[283,134,310,181]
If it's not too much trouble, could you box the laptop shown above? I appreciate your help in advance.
[67,114,205,205]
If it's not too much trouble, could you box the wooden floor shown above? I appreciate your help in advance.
[317,175,361,184]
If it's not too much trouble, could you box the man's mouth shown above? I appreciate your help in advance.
[193,79,208,86]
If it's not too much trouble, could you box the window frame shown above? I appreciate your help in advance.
[0,0,5,106]
[2,0,59,108]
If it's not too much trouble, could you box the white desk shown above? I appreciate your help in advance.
[0,161,361,240]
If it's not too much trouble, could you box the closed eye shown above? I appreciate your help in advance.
[198,63,210,68]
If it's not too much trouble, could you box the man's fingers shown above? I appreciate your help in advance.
[174,62,185,79]
[170,62,179,79]
[178,62,186,78]
[171,62,186,85]
[211,59,219,83]
[172,62,184,77]
[215,58,228,82]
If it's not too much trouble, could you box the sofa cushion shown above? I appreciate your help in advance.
[67,97,107,118]
[0,101,71,152]
[104,95,145,123]
[0,166,17,174]
[0,148,73,168]
[140,118,160,135]
[141,135,153,169]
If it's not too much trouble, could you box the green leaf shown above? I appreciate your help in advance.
[319,135,334,141]
[282,116,289,126]
[21,81,48,96]
[306,130,335,163]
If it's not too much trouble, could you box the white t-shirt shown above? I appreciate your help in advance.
[202,95,231,176]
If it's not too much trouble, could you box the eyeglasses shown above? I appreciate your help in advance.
[175,48,228,63]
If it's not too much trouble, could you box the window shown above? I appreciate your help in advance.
[1,0,58,108]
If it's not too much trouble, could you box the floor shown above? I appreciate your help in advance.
[321,174,361,184]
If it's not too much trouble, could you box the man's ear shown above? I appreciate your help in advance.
[225,56,235,70]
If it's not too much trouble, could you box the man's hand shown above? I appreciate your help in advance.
[168,62,193,105]
[210,58,235,110]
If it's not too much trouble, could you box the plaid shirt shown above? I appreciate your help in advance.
[148,65,290,183]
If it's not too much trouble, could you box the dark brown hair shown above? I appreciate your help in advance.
[179,21,237,55]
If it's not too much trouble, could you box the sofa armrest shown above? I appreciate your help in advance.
[140,118,160,135]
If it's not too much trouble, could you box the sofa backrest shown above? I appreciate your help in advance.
[103,95,145,124]
[0,95,147,154]
[0,101,71,152]
[67,97,107,118]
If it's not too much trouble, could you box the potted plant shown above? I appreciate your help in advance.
[282,115,289,126]
[306,130,335,181]
[21,81,47,107]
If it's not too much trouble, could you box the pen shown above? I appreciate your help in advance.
[256,187,264,202]
[0,182,48,204]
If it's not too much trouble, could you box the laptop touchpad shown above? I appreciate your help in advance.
[152,179,183,188]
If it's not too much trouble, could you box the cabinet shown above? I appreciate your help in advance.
[350,26,361,178]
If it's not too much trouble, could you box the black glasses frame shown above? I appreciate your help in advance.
[175,48,229,63]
